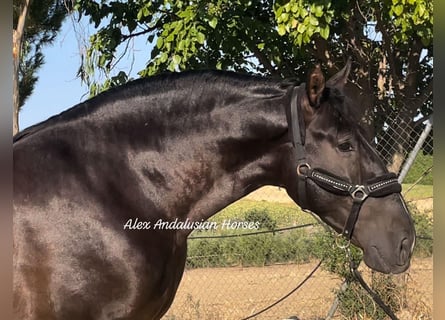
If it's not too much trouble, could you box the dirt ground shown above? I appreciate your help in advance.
[163,258,432,320]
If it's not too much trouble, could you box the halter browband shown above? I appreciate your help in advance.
[290,86,402,240]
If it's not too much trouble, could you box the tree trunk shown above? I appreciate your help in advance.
[13,0,32,136]
[13,30,20,136]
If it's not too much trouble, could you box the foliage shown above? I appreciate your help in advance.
[187,226,322,268]
[72,0,433,170]
[314,231,363,280]
[388,0,433,46]
[244,208,277,231]
[188,206,318,268]
[13,0,72,110]
[274,0,333,45]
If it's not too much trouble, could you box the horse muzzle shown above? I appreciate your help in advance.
[362,232,415,274]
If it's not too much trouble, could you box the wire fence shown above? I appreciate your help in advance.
[163,111,433,320]
[374,107,433,183]
[164,224,432,319]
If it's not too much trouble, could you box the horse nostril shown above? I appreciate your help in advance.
[399,238,410,265]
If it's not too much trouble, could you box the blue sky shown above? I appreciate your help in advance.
[19,17,151,130]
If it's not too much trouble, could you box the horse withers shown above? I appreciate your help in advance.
[13,61,415,319]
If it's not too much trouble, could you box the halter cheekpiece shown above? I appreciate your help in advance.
[290,85,402,240]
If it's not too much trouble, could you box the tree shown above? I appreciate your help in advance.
[74,0,433,170]
[13,0,72,135]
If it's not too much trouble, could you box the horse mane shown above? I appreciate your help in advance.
[321,86,361,129]
[13,70,293,144]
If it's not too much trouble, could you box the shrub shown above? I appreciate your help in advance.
[244,208,277,231]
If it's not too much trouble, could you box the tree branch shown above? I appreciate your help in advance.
[250,45,279,76]
[409,78,433,111]
[374,6,402,91]
[121,28,154,41]
[236,28,279,76]
[404,37,423,98]
[346,1,370,67]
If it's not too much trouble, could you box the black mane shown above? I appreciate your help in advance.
[13,70,292,143]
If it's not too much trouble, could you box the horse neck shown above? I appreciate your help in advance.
[123,89,292,224]
[74,82,290,226]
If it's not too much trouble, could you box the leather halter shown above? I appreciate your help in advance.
[290,86,402,240]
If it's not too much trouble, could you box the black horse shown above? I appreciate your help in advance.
[13,61,415,319]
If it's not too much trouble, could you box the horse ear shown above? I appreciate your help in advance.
[326,58,352,89]
[306,64,325,107]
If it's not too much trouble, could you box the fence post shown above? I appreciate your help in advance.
[398,116,433,183]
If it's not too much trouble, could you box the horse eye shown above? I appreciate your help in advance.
[338,141,354,152]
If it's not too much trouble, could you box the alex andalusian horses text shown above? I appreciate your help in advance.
[13,61,415,319]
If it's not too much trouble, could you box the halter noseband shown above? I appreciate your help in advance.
[290,86,402,240]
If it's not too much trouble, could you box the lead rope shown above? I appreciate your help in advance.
[345,245,400,320]
[309,210,400,320]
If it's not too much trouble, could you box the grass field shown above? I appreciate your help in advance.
[402,183,433,201]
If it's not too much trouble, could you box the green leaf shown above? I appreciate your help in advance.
[277,24,286,36]
[418,3,426,17]
[167,61,176,71]
[137,9,143,21]
[166,32,175,42]
[299,7,308,18]
[156,37,164,49]
[196,32,205,44]
[393,4,403,16]
[297,23,306,33]
[172,55,181,65]
[178,39,185,50]
[309,15,319,26]
[314,5,323,17]
[281,13,289,23]
[319,25,330,39]
[295,33,303,46]
[159,52,168,63]
[209,17,218,29]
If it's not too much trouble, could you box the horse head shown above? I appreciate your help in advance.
[286,61,416,274]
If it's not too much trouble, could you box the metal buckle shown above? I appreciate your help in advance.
[351,185,368,201]
[335,233,351,249]
[296,163,311,177]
